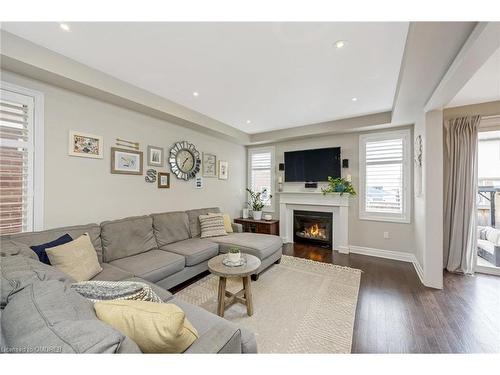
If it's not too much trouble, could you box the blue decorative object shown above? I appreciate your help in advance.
[30,234,73,265]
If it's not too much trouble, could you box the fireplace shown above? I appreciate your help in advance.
[293,210,332,248]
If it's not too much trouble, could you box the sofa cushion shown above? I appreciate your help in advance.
[0,223,103,263]
[46,234,103,282]
[161,238,219,266]
[0,239,38,259]
[1,255,73,308]
[91,263,134,281]
[172,298,257,353]
[110,249,185,283]
[484,227,500,245]
[101,215,158,262]
[186,207,220,238]
[209,233,282,260]
[151,211,191,246]
[478,239,498,255]
[2,280,124,353]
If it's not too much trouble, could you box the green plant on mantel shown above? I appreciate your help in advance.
[321,176,357,196]
[246,188,272,211]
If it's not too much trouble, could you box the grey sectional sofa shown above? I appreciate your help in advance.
[0,207,283,354]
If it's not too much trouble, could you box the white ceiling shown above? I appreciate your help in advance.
[2,22,408,134]
[448,46,500,108]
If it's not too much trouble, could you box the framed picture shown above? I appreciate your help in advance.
[158,172,170,188]
[111,147,143,175]
[68,131,103,159]
[202,152,217,177]
[218,160,229,180]
[147,145,164,167]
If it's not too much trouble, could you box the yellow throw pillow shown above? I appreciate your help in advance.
[94,300,199,353]
[222,213,233,233]
[46,233,102,282]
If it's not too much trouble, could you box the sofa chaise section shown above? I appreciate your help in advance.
[186,207,283,279]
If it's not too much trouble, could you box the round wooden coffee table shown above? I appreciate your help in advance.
[208,254,261,317]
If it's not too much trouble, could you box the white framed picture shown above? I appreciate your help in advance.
[202,152,217,177]
[111,147,143,175]
[68,131,103,159]
[218,160,229,180]
[147,145,164,167]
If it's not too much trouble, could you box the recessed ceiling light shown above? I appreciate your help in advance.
[246,120,251,124]
[59,23,70,32]
[334,40,347,49]
[351,97,358,102]
[193,92,199,97]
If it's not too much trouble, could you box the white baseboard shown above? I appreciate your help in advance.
[411,257,425,285]
[349,245,427,287]
[349,245,415,263]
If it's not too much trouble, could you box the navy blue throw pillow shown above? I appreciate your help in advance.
[30,234,73,265]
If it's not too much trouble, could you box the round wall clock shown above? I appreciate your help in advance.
[168,141,201,180]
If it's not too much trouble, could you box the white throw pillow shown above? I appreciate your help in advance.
[199,213,227,238]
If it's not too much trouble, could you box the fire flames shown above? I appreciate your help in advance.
[309,224,320,236]
[299,223,327,240]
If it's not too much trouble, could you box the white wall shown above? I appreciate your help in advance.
[2,71,247,229]
[258,128,415,254]
[413,110,444,289]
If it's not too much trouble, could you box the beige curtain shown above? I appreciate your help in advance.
[443,115,481,274]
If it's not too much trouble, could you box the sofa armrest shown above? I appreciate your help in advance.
[231,223,243,233]
[184,323,242,353]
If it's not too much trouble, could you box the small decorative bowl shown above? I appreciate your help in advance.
[222,256,247,267]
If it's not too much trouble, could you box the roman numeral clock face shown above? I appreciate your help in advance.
[169,141,201,180]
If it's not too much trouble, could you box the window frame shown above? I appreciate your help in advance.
[1,81,44,232]
[359,129,411,224]
[247,146,275,213]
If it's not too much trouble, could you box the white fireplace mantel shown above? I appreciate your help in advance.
[279,192,350,253]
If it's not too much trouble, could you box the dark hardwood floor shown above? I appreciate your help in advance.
[283,243,500,353]
[171,242,500,353]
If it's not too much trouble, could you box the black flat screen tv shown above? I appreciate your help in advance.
[284,147,341,182]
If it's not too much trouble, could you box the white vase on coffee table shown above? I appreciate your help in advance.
[227,251,241,263]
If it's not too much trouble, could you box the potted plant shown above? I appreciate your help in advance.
[228,247,241,263]
[321,176,357,196]
[246,188,272,220]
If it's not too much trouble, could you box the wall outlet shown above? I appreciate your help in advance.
[383,231,390,239]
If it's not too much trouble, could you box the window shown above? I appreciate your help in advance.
[359,129,411,223]
[248,147,275,211]
[0,82,44,235]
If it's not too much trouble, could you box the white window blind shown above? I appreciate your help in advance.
[248,148,274,208]
[0,89,35,235]
[359,130,411,223]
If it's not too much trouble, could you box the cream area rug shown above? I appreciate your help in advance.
[175,255,362,353]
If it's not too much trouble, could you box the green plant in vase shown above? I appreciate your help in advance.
[246,188,272,220]
[321,176,356,196]
[228,246,241,262]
